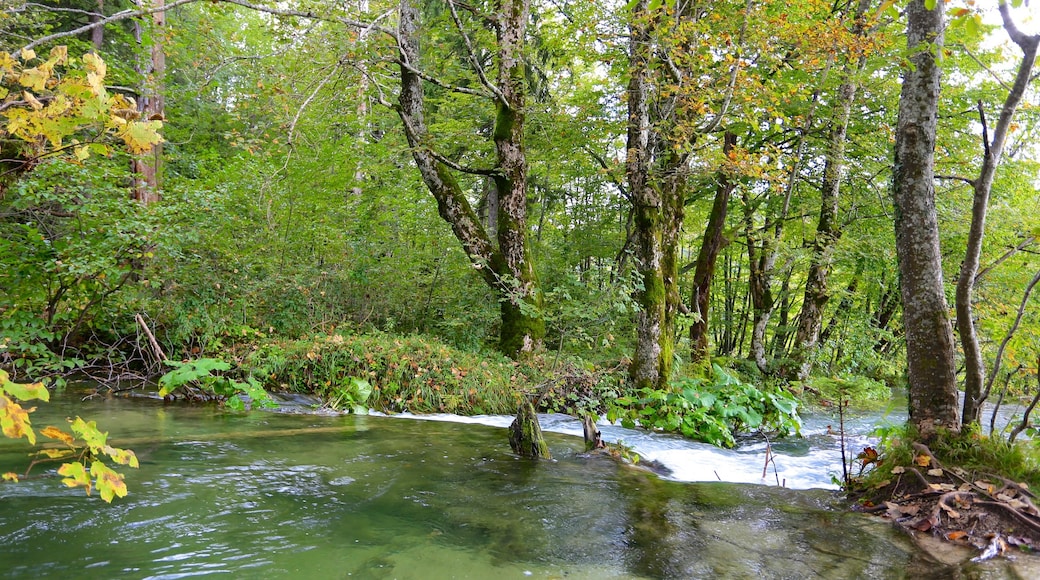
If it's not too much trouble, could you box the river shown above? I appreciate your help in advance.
[0,385,1036,578]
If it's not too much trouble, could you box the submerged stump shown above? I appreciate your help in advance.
[509,399,550,459]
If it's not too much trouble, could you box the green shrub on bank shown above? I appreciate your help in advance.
[607,364,802,448]
[243,333,528,415]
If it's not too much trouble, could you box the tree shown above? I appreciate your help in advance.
[393,0,544,359]
[787,0,874,381]
[956,3,1039,425]
[131,0,165,203]
[892,0,959,440]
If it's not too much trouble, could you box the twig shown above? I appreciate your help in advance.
[135,313,167,363]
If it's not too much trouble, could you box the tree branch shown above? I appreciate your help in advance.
[18,0,395,57]
[446,0,503,103]
[583,145,629,200]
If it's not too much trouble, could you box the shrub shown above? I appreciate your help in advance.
[607,364,802,447]
[243,332,528,415]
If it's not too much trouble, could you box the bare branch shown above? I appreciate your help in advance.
[935,174,976,187]
[951,43,1014,92]
[446,0,503,102]
[17,0,396,57]
[976,236,1037,281]
[699,0,753,134]
[978,268,1040,408]
[393,56,494,98]
[583,145,630,200]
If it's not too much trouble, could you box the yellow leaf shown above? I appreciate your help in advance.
[102,445,139,468]
[82,52,105,76]
[57,461,91,493]
[91,460,127,503]
[3,379,49,402]
[20,48,36,61]
[2,472,19,482]
[0,394,37,445]
[69,417,107,450]
[41,426,75,445]
[22,90,43,110]
[74,145,90,161]
[36,449,74,459]
[48,45,68,65]
[118,120,163,154]
[915,454,931,467]
[18,67,48,91]
[0,51,15,71]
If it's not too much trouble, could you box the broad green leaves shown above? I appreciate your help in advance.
[159,357,275,410]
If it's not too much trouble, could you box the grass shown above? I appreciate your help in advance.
[242,331,530,415]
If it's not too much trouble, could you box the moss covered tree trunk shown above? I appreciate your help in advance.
[509,398,550,458]
[394,0,543,359]
[689,132,736,364]
[626,0,672,391]
[892,0,959,440]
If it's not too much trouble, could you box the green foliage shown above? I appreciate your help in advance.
[855,426,1040,493]
[0,369,136,501]
[800,375,892,408]
[608,364,801,447]
[244,332,526,415]
[158,357,275,411]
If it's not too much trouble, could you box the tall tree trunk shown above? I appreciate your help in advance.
[394,0,543,359]
[626,0,669,390]
[892,0,959,440]
[789,0,872,381]
[132,0,164,204]
[689,132,736,364]
[957,6,1038,425]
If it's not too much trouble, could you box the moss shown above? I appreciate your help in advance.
[499,298,546,360]
[508,398,550,458]
[494,103,515,143]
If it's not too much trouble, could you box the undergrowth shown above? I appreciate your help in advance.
[243,332,528,415]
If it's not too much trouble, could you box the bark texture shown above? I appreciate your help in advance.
[892,0,959,440]
[131,0,164,203]
[689,132,736,363]
[626,0,670,390]
[957,5,1039,425]
[395,0,543,359]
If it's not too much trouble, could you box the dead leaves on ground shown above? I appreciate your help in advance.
[865,456,1040,560]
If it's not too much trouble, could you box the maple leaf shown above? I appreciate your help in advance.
[117,120,163,154]
[102,445,139,468]
[69,417,107,450]
[58,461,91,494]
[41,425,75,445]
[18,67,48,92]
[2,472,19,483]
[91,461,127,503]
[0,394,37,445]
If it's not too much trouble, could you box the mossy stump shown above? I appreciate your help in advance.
[509,399,550,459]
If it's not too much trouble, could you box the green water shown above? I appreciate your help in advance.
[0,387,1032,579]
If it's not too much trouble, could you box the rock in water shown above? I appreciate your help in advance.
[509,399,551,459]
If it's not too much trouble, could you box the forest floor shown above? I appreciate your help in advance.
[853,441,1040,562]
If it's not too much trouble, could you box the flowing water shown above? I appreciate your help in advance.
[1,386,1036,579]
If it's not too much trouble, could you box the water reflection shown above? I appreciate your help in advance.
[0,387,1034,578]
